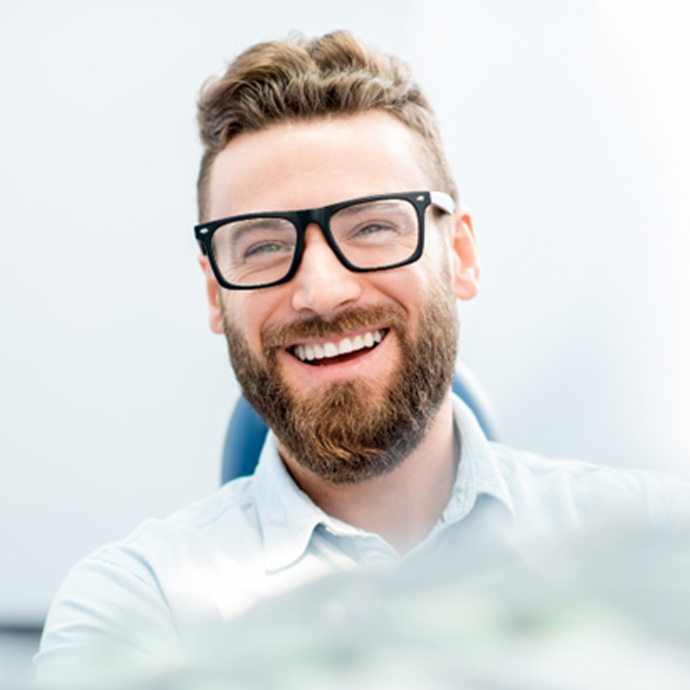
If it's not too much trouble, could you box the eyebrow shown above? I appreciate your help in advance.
[230,217,291,230]
[333,200,408,219]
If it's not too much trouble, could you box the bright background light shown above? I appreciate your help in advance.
[1,0,688,622]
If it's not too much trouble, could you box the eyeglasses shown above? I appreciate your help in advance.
[194,190,455,290]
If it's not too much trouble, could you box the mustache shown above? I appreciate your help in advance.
[262,304,407,353]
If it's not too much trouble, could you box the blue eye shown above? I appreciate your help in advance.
[245,241,291,258]
[356,223,390,236]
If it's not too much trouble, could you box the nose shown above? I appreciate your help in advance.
[290,223,363,315]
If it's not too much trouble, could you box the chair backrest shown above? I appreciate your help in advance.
[221,367,497,484]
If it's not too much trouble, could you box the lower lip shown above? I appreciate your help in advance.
[279,332,393,385]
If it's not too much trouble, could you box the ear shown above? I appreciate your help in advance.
[449,208,480,301]
[199,256,225,334]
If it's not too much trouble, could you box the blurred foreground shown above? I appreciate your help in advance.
[12,519,690,690]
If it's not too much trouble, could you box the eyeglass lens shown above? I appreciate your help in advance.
[210,198,419,287]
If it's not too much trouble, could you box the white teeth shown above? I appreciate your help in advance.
[338,337,354,354]
[293,329,386,362]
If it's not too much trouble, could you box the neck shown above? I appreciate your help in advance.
[279,392,457,555]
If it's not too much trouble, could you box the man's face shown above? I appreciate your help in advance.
[201,111,479,483]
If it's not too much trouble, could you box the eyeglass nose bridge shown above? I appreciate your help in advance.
[289,206,354,275]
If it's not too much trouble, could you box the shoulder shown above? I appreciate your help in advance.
[73,476,260,572]
[489,442,689,528]
[66,474,263,590]
[36,476,263,679]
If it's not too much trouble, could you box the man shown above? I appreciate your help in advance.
[36,30,688,679]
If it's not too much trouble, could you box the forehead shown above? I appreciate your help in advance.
[206,111,432,219]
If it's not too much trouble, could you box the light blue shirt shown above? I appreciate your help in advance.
[35,395,689,679]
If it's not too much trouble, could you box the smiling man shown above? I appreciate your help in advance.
[197,109,477,553]
[36,30,688,679]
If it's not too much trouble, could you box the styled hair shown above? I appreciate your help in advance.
[196,30,457,219]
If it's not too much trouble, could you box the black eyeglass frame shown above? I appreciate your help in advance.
[194,190,455,290]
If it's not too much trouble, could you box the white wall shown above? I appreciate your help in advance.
[1,0,688,621]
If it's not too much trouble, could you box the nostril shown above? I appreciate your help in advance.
[290,277,362,315]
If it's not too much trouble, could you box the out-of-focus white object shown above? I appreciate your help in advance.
[11,519,690,690]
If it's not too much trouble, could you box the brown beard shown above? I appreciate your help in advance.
[221,279,458,484]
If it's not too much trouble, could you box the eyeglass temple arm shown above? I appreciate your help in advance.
[430,191,456,215]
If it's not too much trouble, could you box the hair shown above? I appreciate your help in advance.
[196,30,458,220]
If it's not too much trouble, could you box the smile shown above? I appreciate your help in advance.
[290,329,388,365]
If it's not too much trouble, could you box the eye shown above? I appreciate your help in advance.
[352,222,398,239]
[244,240,293,259]
[358,223,387,235]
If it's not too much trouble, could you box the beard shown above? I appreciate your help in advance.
[221,277,458,484]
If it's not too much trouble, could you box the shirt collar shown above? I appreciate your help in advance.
[252,435,324,572]
[252,393,515,571]
[442,394,515,524]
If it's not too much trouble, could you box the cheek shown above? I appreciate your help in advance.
[221,290,288,351]
[369,249,441,300]
[422,236,456,292]
[424,224,454,266]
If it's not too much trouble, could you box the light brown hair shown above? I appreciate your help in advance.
[196,30,457,220]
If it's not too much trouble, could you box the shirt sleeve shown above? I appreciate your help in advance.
[34,548,180,683]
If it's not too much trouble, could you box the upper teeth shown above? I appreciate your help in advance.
[293,330,385,362]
